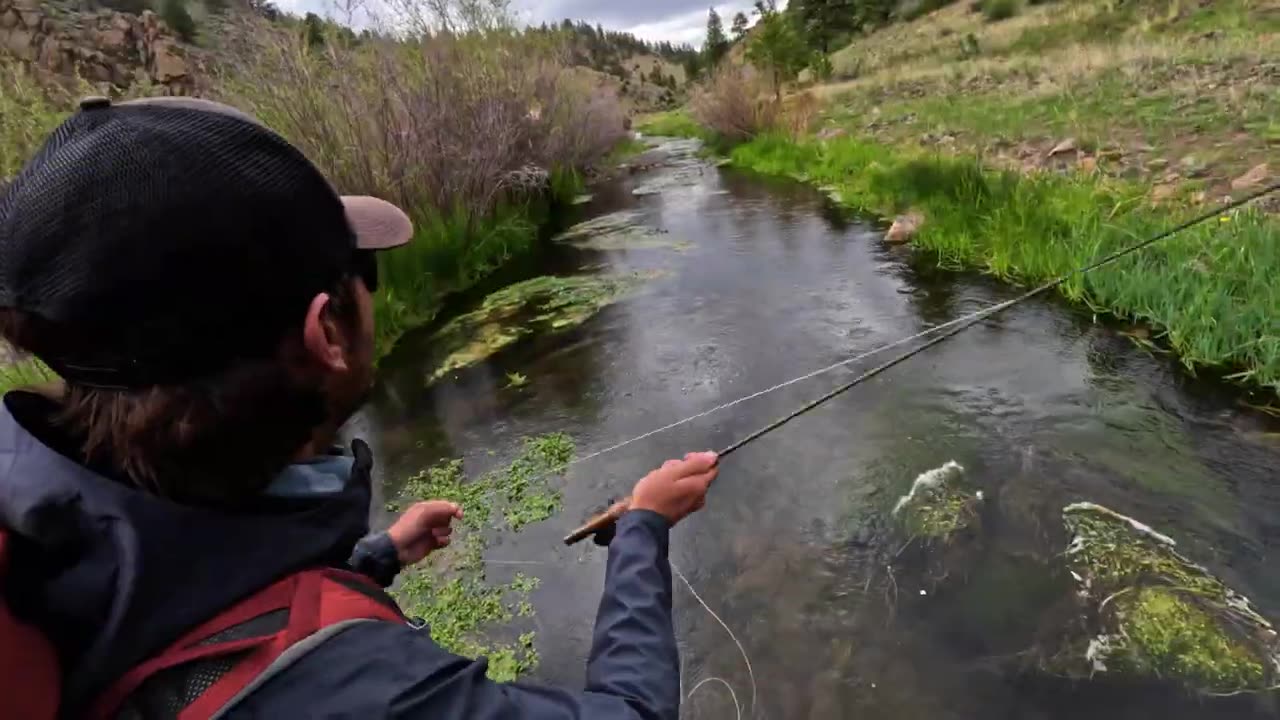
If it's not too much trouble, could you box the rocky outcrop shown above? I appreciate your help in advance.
[0,0,196,93]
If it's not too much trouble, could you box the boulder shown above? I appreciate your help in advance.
[0,26,36,60]
[1231,163,1270,191]
[0,9,16,29]
[885,210,925,243]
[1077,156,1097,174]
[149,39,186,83]
[94,25,129,53]
[1047,137,1078,157]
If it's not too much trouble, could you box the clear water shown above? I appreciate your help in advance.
[361,139,1280,719]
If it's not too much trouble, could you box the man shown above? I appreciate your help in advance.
[0,96,718,718]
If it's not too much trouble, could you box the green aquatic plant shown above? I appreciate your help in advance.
[389,433,575,681]
[425,273,655,385]
[554,212,689,252]
[505,372,529,388]
[1058,502,1278,694]
[892,461,982,541]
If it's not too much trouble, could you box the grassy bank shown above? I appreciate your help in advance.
[727,132,1279,393]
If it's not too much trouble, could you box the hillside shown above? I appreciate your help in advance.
[814,0,1279,207]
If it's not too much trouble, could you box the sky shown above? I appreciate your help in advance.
[273,0,768,47]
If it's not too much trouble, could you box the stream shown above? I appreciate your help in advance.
[362,139,1280,719]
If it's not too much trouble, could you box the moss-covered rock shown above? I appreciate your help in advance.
[892,460,983,541]
[1051,502,1279,694]
[424,273,653,385]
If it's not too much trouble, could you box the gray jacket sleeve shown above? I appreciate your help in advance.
[236,510,681,719]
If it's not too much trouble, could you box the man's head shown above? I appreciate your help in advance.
[0,96,412,505]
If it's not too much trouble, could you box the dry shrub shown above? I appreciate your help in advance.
[214,20,627,355]
[779,91,823,139]
[690,63,780,144]
[214,21,625,226]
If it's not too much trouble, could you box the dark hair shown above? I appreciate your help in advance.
[0,278,362,506]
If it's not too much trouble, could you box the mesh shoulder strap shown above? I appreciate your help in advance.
[92,568,405,720]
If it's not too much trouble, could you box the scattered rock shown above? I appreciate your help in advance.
[1231,163,1270,191]
[817,127,847,141]
[1151,184,1177,202]
[1179,154,1209,178]
[1145,157,1169,171]
[1047,137,1078,158]
[885,210,925,243]
[1077,156,1097,174]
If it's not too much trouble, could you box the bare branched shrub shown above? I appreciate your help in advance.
[213,18,626,355]
[690,64,780,144]
[779,91,823,139]
[214,20,625,228]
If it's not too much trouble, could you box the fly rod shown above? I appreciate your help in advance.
[564,181,1280,545]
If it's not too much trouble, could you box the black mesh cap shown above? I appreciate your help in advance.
[0,97,412,388]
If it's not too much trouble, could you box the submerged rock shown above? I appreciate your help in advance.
[890,461,985,594]
[1047,503,1278,694]
[424,273,654,385]
[885,210,924,244]
[892,461,982,541]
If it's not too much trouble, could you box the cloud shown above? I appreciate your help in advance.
[276,0,766,45]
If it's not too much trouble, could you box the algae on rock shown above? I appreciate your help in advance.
[892,460,983,541]
[1048,502,1279,695]
[424,273,652,385]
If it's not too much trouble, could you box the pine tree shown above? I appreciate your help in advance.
[161,0,197,42]
[731,11,749,41]
[704,8,729,66]
[746,0,807,101]
[792,0,858,53]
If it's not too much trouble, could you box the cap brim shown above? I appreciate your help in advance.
[343,195,413,250]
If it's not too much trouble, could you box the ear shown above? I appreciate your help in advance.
[302,292,350,373]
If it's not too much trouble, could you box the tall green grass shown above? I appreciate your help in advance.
[373,172,581,358]
[635,110,707,139]
[731,133,1280,394]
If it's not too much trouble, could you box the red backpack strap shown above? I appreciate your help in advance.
[0,528,62,720]
[91,568,404,720]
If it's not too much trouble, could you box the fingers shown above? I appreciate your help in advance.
[678,451,718,474]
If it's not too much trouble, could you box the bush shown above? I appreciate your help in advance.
[161,0,198,41]
[216,21,626,355]
[982,0,1021,21]
[690,64,779,145]
[1,62,73,183]
[809,52,834,82]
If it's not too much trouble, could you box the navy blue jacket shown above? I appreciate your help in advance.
[0,391,680,719]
